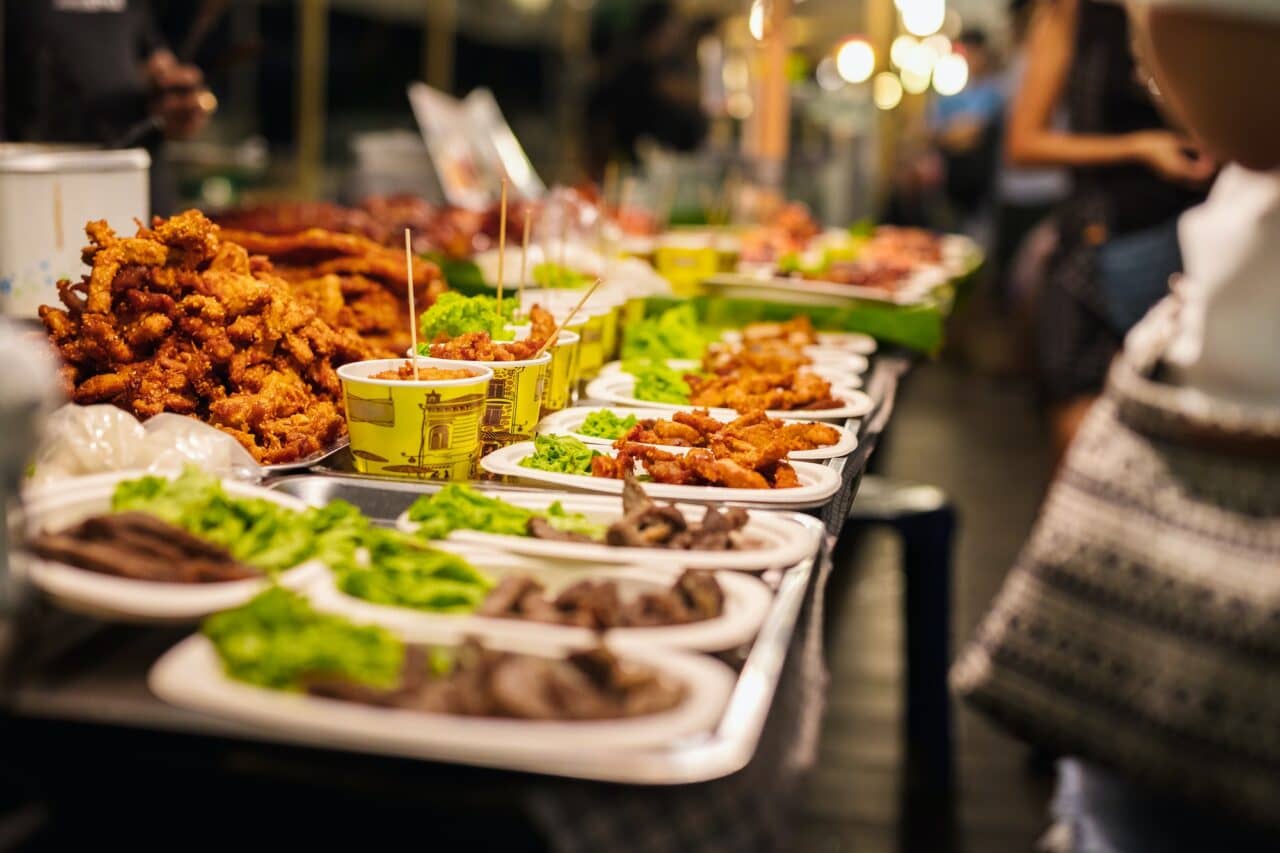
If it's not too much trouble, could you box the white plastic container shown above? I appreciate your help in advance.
[0,145,149,318]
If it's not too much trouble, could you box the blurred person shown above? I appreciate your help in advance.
[2,0,215,214]
[956,2,1280,851]
[991,0,1071,305]
[585,1,709,178]
[1006,0,1214,466]
[930,29,1005,236]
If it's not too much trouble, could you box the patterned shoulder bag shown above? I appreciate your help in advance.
[952,301,1280,827]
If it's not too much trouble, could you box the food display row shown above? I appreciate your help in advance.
[9,187,957,787]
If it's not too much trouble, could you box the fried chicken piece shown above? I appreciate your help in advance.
[429,332,542,362]
[591,453,631,480]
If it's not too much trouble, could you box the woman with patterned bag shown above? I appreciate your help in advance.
[954,1,1280,850]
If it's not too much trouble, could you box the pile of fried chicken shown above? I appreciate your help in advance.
[216,225,447,358]
[40,211,374,464]
[618,408,840,454]
[592,440,801,490]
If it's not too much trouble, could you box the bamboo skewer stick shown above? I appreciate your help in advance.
[495,178,508,317]
[533,277,601,360]
[519,208,531,321]
[405,228,419,360]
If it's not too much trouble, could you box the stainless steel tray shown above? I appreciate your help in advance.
[257,473,827,784]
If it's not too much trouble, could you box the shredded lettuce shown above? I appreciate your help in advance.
[621,304,709,360]
[624,360,693,405]
[579,409,638,440]
[407,484,604,541]
[112,467,316,574]
[202,587,405,691]
[417,292,516,346]
[518,434,601,476]
[331,527,493,614]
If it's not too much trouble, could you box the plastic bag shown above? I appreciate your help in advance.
[27,404,261,489]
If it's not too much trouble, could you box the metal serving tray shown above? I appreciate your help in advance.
[255,474,827,784]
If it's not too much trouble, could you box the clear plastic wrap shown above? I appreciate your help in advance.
[28,404,261,489]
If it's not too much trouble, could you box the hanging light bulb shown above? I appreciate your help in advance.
[873,72,904,110]
[932,53,969,96]
[835,38,876,84]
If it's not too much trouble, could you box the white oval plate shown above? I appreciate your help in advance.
[536,406,858,461]
[394,490,823,571]
[480,442,842,507]
[584,372,873,421]
[720,328,878,356]
[149,630,735,757]
[21,472,326,623]
[306,551,774,652]
[599,358,861,388]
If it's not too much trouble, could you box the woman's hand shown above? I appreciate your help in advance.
[1127,131,1216,184]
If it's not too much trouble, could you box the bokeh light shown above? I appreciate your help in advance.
[932,53,969,96]
[835,38,876,84]
[873,72,904,110]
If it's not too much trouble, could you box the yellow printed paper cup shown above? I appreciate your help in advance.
[576,310,607,380]
[600,304,621,361]
[541,328,580,417]
[338,359,492,480]
[429,351,552,457]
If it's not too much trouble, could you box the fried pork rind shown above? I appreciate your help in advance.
[41,211,374,464]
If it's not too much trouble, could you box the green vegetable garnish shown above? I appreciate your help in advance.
[417,292,516,346]
[113,468,493,614]
[113,467,317,574]
[532,262,592,289]
[203,587,405,691]
[579,409,638,440]
[407,484,604,541]
[331,527,493,614]
[624,360,693,405]
[519,434,601,476]
[408,483,537,539]
[620,304,710,360]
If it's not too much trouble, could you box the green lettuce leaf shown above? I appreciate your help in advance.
[518,434,600,475]
[202,587,405,691]
[579,409,638,440]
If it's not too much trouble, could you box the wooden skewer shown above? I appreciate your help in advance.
[559,210,569,272]
[405,228,419,360]
[519,208,531,322]
[533,277,601,360]
[495,178,508,318]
